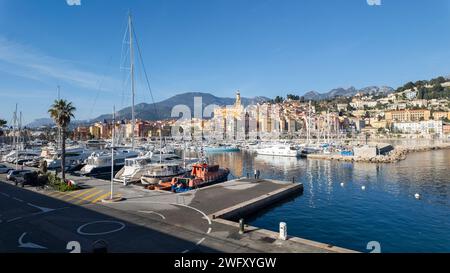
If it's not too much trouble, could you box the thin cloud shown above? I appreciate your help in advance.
[0,36,119,92]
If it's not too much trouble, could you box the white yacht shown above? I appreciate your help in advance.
[85,139,108,149]
[2,149,41,163]
[44,147,95,171]
[114,152,198,184]
[255,143,301,157]
[80,149,139,176]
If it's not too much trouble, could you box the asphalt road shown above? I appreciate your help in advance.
[0,179,217,253]
[0,166,336,253]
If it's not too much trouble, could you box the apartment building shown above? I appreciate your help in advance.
[385,109,431,122]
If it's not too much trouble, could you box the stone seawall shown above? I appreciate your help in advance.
[307,142,450,163]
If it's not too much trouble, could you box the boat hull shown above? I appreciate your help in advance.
[171,169,230,193]
[204,147,240,153]
[141,171,187,185]
[256,151,300,157]
[80,164,124,178]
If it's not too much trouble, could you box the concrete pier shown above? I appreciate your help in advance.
[0,163,356,253]
[307,142,450,163]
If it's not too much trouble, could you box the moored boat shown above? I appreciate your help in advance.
[147,162,230,192]
[204,144,240,153]
[140,163,187,185]
[255,143,301,157]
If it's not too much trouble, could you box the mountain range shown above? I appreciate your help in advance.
[94,92,269,122]
[303,86,394,101]
[26,92,269,128]
[26,86,394,128]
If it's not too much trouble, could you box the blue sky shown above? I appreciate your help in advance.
[0,0,449,124]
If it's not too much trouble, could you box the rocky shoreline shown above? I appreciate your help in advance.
[307,143,450,163]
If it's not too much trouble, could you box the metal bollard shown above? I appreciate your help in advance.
[279,222,287,240]
[292,177,295,183]
[239,218,245,234]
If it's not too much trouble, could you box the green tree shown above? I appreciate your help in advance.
[418,87,426,100]
[414,80,427,87]
[286,94,300,100]
[0,119,6,127]
[431,83,444,93]
[48,99,76,182]
[403,82,415,90]
[430,76,446,86]
[274,96,284,103]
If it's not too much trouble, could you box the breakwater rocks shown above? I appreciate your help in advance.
[307,143,450,163]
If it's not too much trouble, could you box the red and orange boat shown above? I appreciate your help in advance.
[146,162,230,192]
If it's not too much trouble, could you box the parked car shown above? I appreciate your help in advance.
[6,170,33,182]
[24,158,41,168]
[15,171,39,187]
[16,158,34,165]
[0,164,13,174]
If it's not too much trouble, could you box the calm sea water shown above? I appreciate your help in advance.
[206,148,450,253]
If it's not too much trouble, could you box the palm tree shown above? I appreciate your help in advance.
[48,99,76,182]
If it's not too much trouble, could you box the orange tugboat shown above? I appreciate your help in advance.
[146,162,230,192]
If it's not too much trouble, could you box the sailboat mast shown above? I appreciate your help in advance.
[111,106,115,198]
[129,13,136,150]
[12,103,17,150]
[19,111,22,149]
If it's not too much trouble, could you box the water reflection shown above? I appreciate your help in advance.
[205,149,450,252]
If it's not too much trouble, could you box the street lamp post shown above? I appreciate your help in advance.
[102,106,123,203]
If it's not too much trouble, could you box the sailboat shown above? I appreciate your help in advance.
[81,13,142,178]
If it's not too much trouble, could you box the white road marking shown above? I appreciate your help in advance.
[0,192,10,197]
[18,232,47,249]
[7,216,23,223]
[5,207,70,224]
[12,197,24,202]
[27,203,55,213]
[77,220,126,236]
[196,237,205,245]
[182,249,189,253]
[207,227,212,234]
[94,200,213,249]
[138,210,166,220]
[175,203,212,225]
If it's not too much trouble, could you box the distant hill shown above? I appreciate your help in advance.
[25,92,268,128]
[26,118,54,128]
[93,92,269,122]
[26,118,90,129]
[303,86,394,101]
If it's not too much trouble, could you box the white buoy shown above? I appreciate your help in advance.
[340,183,344,187]
[361,186,366,190]
[414,193,420,199]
